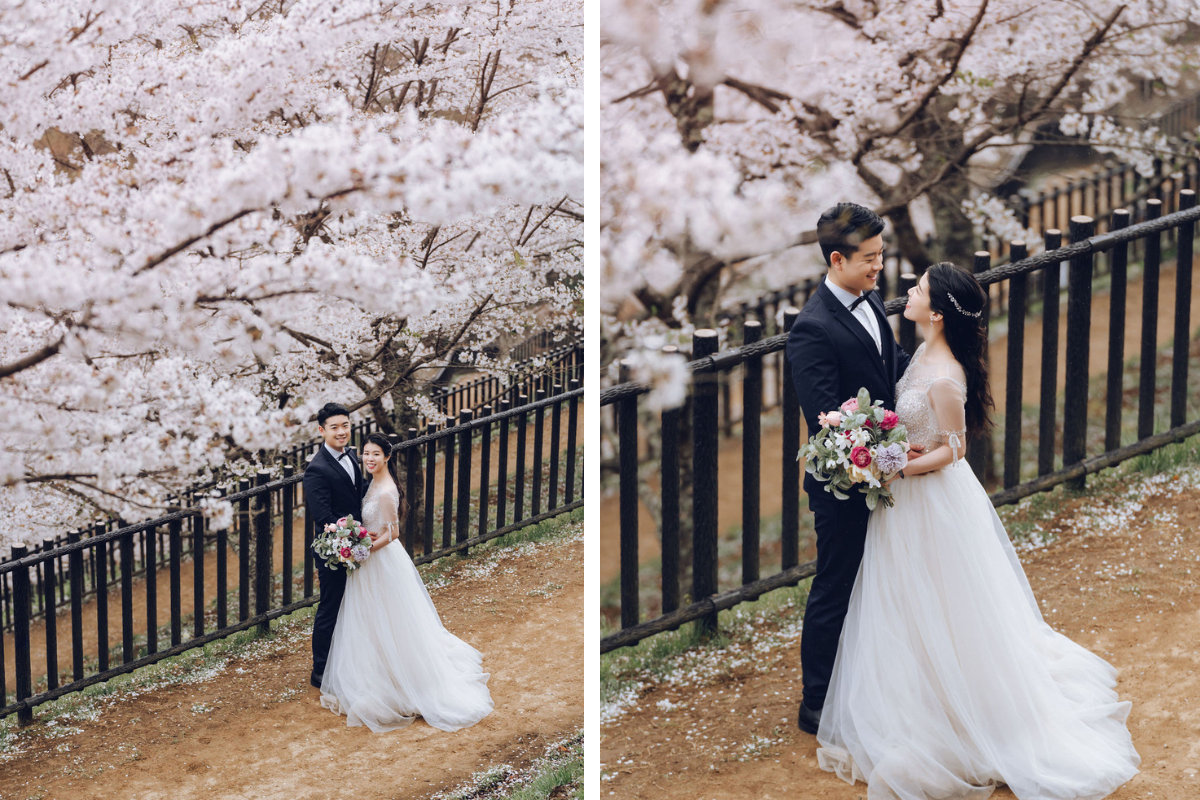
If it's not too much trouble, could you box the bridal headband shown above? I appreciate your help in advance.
[946,292,982,318]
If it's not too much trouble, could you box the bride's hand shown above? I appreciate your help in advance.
[369,533,390,553]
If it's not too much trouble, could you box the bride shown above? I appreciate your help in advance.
[815,263,1140,798]
[320,432,494,733]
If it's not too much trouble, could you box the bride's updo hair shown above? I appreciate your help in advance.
[926,262,995,435]
[364,432,409,526]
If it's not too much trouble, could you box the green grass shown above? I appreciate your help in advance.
[601,582,809,710]
[433,730,583,800]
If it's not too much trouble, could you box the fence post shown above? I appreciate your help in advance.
[898,273,917,355]
[1106,209,1131,451]
[532,389,547,517]
[1038,229,1063,476]
[282,464,294,606]
[1063,216,1096,489]
[658,354,681,615]
[95,526,109,671]
[549,386,562,510]
[565,382,580,505]
[1139,199,1163,439]
[238,478,251,622]
[254,471,273,636]
[1003,242,1028,488]
[406,428,420,556]
[781,308,801,570]
[693,329,721,635]
[12,546,32,726]
[41,539,58,692]
[1172,190,1197,428]
[497,399,511,530]
[142,522,157,655]
[456,411,473,551]
[169,506,182,647]
[68,531,84,682]
[742,321,763,585]
[515,395,529,524]
[218,488,231,623]
[618,362,640,629]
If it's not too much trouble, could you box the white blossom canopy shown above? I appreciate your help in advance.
[0,0,582,544]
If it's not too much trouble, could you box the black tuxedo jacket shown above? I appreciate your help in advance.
[302,445,365,534]
[786,282,911,495]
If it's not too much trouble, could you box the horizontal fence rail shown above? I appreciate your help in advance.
[0,341,583,634]
[602,189,1200,654]
[1,384,584,724]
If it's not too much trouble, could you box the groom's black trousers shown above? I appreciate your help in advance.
[800,481,871,710]
[312,559,348,677]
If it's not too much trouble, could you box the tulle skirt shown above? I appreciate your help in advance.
[320,541,494,733]
[816,461,1140,799]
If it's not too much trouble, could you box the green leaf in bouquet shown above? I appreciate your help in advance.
[856,387,871,412]
[831,486,850,500]
[864,490,878,511]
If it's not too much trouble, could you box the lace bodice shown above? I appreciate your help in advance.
[362,481,401,538]
[895,343,969,462]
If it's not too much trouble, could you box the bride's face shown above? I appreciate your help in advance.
[362,443,388,475]
[904,273,938,324]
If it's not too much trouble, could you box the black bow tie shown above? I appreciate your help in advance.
[337,451,349,461]
[849,294,869,311]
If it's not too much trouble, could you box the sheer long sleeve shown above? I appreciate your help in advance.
[926,377,968,464]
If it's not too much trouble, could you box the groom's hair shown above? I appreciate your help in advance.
[817,203,885,267]
[317,402,351,427]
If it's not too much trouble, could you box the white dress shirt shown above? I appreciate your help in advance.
[325,442,356,485]
[825,276,882,354]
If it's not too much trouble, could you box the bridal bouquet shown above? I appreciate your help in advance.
[798,388,910,510]
[312,516,373,571]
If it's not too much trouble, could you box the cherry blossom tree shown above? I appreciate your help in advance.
[602,0,1200,361]
[0,0,582,544]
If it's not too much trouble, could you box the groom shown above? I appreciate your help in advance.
[786,203,912,734]
[303,402,365,689]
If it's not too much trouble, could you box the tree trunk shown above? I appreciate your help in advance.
[926,165,978,269]
[886,203,933,276]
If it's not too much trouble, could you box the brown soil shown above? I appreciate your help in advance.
[599,259,1200,584]
[1,533,583,800]
[5,410,583,687]
[600,478,1200,799]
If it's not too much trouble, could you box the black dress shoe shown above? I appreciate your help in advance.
[797,702,822,734]
[310,671,323,688]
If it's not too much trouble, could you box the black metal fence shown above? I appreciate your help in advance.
[1,382,583,724]
[432,342,582,420]
[1,341,582,632]
[601,188,1199,653]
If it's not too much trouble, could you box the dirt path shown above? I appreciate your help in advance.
[599,259,1200,584]
[600,474,1200,798]
[1,525,583,800]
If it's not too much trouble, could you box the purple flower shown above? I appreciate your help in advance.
[351,544,371,562]
[875,443,908,475]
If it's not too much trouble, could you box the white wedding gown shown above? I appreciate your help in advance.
[816,344,1140,799]
[319,480,494,733]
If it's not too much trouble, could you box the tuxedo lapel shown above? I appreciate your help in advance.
[819,284,889,389]
[868,292,898,394]
[319,446,358,494]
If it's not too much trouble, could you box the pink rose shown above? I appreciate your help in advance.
[840,398,859,413]
[850,446,872,468]
[337,517,347,527]
[823,410,842,427]
[339,547,352,559]
[881,410,899,430]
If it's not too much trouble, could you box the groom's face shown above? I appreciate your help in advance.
[831,233,885,294]
[319,415,352,451]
